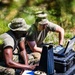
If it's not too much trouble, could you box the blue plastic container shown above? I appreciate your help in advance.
[22,70,34,75]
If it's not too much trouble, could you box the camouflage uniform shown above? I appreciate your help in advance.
[26,11,60,75]
[0,48,41,75]
[26,21,57,46]
[0,37,41,75]
[0,18,30,75]
[26,11,59,46]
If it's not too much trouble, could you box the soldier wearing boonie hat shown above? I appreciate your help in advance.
[0,18,37,75]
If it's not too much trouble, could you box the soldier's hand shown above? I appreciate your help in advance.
[29,64,38,70]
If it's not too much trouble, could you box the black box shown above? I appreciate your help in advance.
[54,50,75,73]
[55,65,75,75]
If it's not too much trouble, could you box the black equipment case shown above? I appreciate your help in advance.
[54,50,75,73]
[55,64,75,75]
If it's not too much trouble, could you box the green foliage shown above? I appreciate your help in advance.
[0,38,4,45]
[0,19,9,34]
[0,0,75,46]
[64,30,74,39]
[44,32,58,45]
[35,0,44,4]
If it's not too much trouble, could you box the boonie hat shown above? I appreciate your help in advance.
[35,11,47,18]
[38,19,49,25]
[8,18,30,31]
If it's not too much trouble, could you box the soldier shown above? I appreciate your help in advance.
[0,18,37,75]
[26,11,64,53]
[26,11,64,75]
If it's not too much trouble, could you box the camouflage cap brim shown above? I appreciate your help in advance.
[38,19,49,25]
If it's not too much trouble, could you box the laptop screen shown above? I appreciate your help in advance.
[64,36,75,54]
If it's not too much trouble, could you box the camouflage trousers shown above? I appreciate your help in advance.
[0,52,41,75]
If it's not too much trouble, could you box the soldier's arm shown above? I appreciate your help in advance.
[55,25,64,45]
[27,41,42,53]
[19,39,28,65]
[3,47,36,70]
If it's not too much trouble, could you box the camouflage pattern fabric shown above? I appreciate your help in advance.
[28,52,41,65]
[0,61,15,75]
[0,47,41,75]
[0,48,20,75]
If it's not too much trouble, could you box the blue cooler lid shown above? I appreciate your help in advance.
[22,70,34,75]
